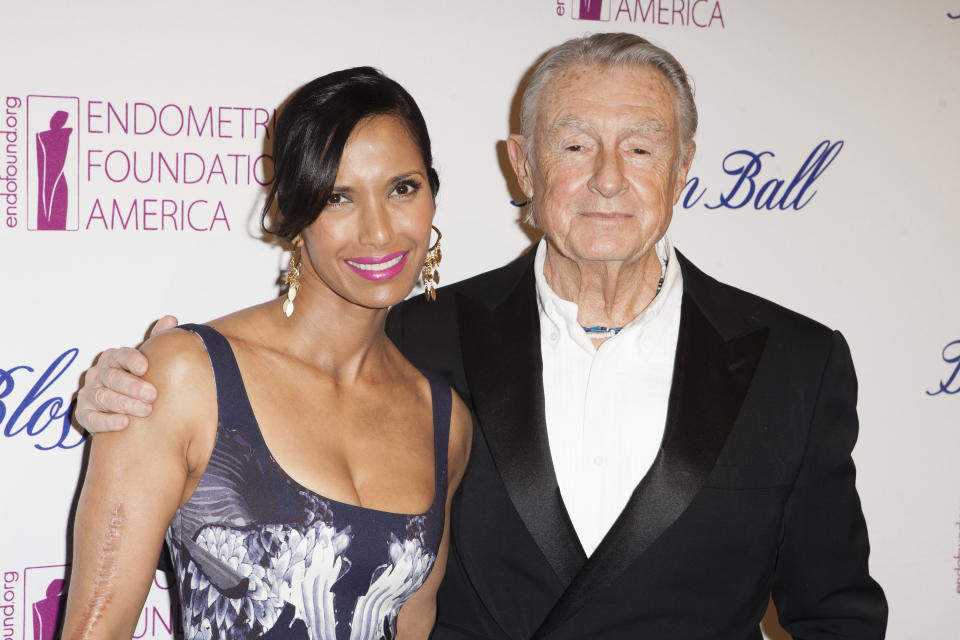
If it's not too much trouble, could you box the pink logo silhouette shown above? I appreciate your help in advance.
[577,0,604,20]
[32,578,65,640]
[35,111,72,230]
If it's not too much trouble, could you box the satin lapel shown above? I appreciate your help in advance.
[534,293,769,638]
[457,265,587,586]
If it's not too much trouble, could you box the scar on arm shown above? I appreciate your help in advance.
[79,502,124,637]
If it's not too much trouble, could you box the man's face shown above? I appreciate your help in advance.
[509,63,695,267]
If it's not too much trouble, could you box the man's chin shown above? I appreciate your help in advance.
[569,236,657,262]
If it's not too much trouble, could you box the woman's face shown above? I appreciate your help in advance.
[300,115,435,310]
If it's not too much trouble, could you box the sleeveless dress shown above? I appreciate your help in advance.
[165,324,450,640]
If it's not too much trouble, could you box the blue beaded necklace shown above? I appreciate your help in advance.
[581,254,668,339]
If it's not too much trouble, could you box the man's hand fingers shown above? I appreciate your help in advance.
[75,380,139,432]
[93,385,153,418]
[150,315,179,338]
[78,409,130,434]
[75,337,163,433]
[96,361,157,404]
[99,347,156,403]
[103,346,150,377]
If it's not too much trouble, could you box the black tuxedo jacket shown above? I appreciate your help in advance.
[386,248,887,639]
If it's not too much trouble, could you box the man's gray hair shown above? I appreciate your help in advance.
[520,32,698,161]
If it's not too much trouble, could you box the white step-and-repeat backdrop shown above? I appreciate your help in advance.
[1,1,958,638]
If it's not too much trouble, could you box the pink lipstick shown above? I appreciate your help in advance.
[345,251,409,281]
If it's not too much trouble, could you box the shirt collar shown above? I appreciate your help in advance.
[534,235,682,353]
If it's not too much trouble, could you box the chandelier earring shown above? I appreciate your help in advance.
[421,225,442,302]
[282,239,302,318]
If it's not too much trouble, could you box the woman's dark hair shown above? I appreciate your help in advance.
[262,66,440,241]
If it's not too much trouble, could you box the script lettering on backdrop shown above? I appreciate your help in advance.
[927,339,960,396]
[681,139,843,210]
[0,349,86,450]
[507,140,844,212]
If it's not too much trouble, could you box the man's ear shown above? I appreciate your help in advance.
[673,139,697,204]
[506,134,534,198]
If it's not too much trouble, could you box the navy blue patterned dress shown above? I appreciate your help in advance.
[165,324,450,640]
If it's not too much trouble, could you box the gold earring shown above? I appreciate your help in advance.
[421,225,442,302]
[282,240,302,318]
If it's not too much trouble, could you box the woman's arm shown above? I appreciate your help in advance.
[62,330,215,639]
[395,391,473,639]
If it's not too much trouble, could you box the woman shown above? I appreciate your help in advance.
[62,68,472,640]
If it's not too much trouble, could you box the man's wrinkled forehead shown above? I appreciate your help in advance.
[546,114,667,138]
[534,62,678,134]
[536,62,596,114]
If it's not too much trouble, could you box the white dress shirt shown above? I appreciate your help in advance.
[535,237,684,557]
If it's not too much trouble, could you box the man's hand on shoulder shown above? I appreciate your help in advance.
[75,315,179,433]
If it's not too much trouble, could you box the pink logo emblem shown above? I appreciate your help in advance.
[572,0,610,20]
[22,565,68,640]
[26,96,80,231]
[31,578,64,640]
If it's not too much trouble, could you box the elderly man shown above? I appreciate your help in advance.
[77,33,886,638]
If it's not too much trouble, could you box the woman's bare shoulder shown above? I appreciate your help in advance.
[133,328,216,444]
[138,327,211,386]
